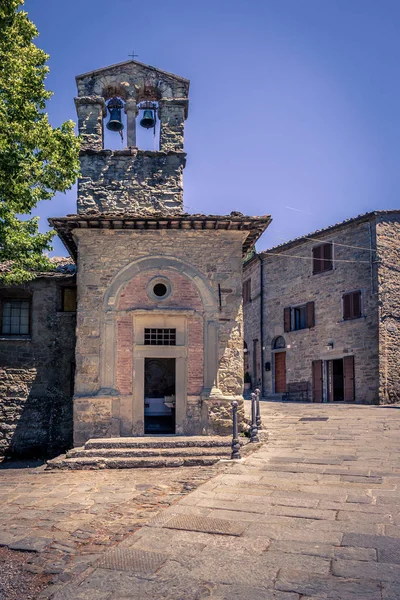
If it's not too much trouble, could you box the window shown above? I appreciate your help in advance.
[62,287,77,312]
[343,290,362,320]
[284,302,315,332]
[1,300,30,335]
[293,305,307,330]
[144,328,176,346]
[313,243,333,274]
[243,279,251,304]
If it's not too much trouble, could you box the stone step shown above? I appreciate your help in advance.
[66,445,231,459]
[46,455,223,470]
[84,436,234,450]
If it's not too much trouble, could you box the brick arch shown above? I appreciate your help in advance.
[118,270,203,311]
[103,255,217,314]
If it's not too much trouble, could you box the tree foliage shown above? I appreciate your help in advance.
[0,0,80,284]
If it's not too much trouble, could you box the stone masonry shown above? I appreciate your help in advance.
[376,213,400,403]
[244,211,400,404]
[0,274,76,457]
[51,59,270,446]
[75,60,189,215]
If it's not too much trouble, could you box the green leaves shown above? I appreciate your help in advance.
[0,0,80,283]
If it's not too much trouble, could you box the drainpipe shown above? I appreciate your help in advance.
[259,254,265,398]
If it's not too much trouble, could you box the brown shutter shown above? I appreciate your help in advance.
[312,360,323,402]
[353,290,361,318]
[306,301,315,328]
[343,293,351,320]
[284,307,291,332]
[324,243,333,270]
[343,356,355,401]
[313,246,322,274]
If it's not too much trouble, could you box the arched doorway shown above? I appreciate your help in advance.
[272,336,286,394]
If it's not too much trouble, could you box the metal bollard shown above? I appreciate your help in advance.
[255,388,261,429]
[231,401,241,459]
[250,393,259,443]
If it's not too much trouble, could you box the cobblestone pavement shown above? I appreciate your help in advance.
[0,461,221,598]
[2,402,400,599]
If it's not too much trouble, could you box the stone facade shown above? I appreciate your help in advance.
[50,59,269,446]
[376,214,400,403]
[244,211,400,405]
[0,275,76,457]
[71,228,247,445]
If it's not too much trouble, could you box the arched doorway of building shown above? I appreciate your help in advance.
[272,336,286,394]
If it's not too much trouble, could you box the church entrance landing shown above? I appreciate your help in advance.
[144,358,176,434]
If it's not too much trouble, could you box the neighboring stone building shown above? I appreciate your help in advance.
[0,260,76,457]
[243,210,400,404]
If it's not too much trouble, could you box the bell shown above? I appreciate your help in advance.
[140,109,156,129]
[106,98,124,132]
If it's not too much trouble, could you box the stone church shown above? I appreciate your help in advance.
[0,59,269,457]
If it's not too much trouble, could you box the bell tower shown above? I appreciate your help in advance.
[74,59,189,215]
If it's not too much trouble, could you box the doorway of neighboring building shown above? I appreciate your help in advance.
[313,356,355,402]
[274,351,286,393]
[328,359,344,401]
[144,357,176,434]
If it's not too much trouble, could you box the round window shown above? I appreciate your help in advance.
[153,282,167,298]
[146,277,172,301]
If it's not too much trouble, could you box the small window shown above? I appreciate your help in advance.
[1,300,30,335]
[313,243,333,274]
[343,290,362,320]
[293,305,307,331]
[243,279,251,304]
[62,287,77,312]
[144,328,176,346]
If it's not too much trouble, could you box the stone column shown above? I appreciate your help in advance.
[74,96,106,151]
[158,98,188,152]
[124,99,138,147]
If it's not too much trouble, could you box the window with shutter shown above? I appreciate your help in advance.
[285,302,315,331]
[343,290,362,320]
[243,279,251,304]
[313,243,333,274]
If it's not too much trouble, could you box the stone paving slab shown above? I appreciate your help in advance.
[4,401,400,598]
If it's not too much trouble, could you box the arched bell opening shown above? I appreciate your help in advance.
[136,100,160,151]
[103,96,127,150]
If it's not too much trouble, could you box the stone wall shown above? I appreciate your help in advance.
[245,217,381,403]
[77,149,185,215]
[243,255,262,389]
[376,213,400,403]
[0,277,76,457]
[73,228,246,442]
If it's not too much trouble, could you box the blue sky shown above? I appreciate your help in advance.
[26,0,400,256]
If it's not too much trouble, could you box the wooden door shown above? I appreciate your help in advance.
[343,356,355,402]
[274,351,286,393]
[312,360,323,402]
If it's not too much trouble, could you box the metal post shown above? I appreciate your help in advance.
[250,393,259,443]
[231,401,241,459]
[255,388,261,429]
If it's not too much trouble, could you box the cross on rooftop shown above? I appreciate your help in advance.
[128,50,139,60]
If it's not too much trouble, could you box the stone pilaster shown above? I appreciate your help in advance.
[124,98,138,147]
[158,99,188,152]
[74,96,106,152]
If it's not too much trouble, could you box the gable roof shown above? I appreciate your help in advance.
[76,59,190,84]
[260,210,400,256]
